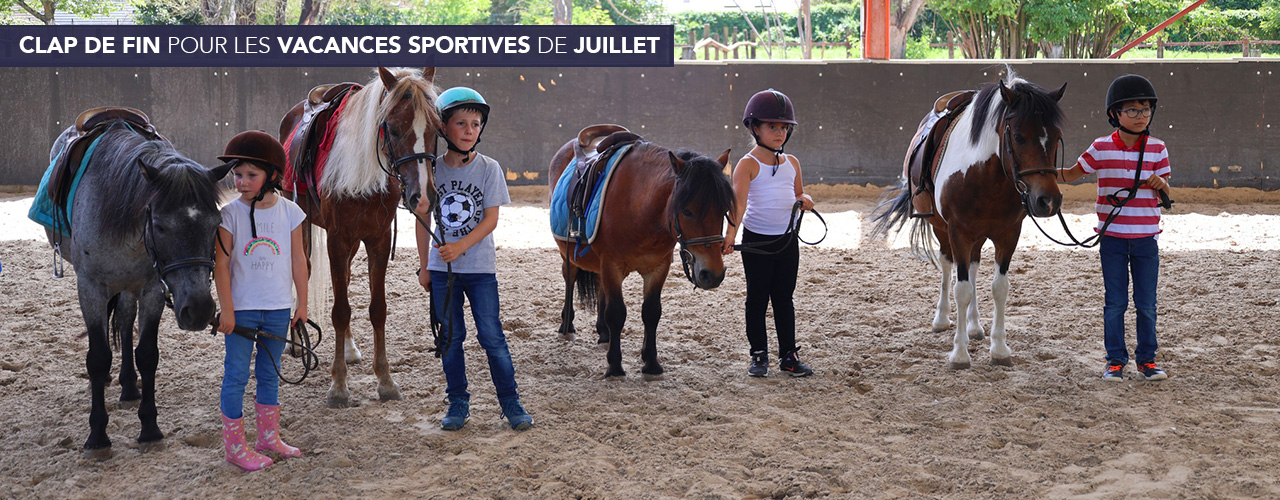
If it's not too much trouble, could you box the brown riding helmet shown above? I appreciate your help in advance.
[742,89,798,128]
[218,130,286,173]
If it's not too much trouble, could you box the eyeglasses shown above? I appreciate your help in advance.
[1121,107,1154,119]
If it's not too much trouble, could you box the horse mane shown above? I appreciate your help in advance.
[323,67,440,198]
[94,123,222,242]
[670,148,736,220]
[969,70,1065,146]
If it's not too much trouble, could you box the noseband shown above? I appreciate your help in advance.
[143,207,215,309]
[671,213,725,287]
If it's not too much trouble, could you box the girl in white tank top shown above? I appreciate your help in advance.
[723,88,816,378]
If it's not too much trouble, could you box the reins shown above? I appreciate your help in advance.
[732,201,828,256]
[209,314,323,385]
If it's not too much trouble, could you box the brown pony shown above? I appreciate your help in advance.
[873,71,1066,369]
[550,140,735,379]
[280,67,440,407]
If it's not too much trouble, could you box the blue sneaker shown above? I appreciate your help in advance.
[441,399,469,431]
[499,398,534,431]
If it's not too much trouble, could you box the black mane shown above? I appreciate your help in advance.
[970,79,1065,146]
[94,123,222,241]
[671,148,736,221]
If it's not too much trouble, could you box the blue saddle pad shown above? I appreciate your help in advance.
[550,143,632,246]
[28,133,107,237]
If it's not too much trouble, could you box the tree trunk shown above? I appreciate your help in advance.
[889,0,928,59]
[237,0,257,24]
[299,0,323,25]
[274,0,287,24]
[553,0,572,25]
[799,0,812,59]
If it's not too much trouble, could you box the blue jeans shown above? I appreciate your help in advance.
[430,272,519,404]
[220,309,290,419]
[1100,235,1159,364]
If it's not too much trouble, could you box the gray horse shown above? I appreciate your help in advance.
[48,122,231,459]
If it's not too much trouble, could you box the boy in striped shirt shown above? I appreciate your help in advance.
[1058,74,1172,383]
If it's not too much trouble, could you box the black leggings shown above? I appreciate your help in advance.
[740,228,799,356]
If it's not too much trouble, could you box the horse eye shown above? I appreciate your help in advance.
[681,209,694,217]
[1014,134,1026,145]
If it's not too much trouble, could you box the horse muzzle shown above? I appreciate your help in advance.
[1028,191,1062,218]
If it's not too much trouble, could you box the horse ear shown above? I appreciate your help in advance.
[422,67,436,84]
[668,152,685,173]
[378,67,398,89]
[1050,82,1067,102]
[716,149,731,169]
[998,79,1017,104]
[209,161,235,182]
[137,159,160,181]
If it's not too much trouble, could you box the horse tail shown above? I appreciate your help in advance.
[869,177,914,240]
[870,177,939,267]
[306,223,332,327]
[575,269,598,311]
[107,294,121,352]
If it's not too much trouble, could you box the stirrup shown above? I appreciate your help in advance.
[52,240,65,278]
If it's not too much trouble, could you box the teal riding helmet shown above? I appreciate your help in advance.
[435,87,490,154]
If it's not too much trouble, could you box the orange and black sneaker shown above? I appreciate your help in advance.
[1102,361,1125,382]
[1137,361,1168,381]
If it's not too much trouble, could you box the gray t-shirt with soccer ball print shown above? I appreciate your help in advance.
[425,153,510,274]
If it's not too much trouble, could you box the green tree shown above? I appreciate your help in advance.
[1,0,113,24]
[932,0,1183,58]
[134,0,205,24]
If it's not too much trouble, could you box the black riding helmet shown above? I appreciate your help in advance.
[1105,74,1158,131]
[742,89,798,172]
[219,130,287,239]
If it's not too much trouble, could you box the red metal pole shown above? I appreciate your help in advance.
[1109,0,1209,59]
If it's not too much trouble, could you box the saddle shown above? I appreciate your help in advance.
[904,90,976,218]
[48,107,164,228]
[566,124,642,234]
[285,82,360,195]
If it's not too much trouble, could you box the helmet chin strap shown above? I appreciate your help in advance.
[749,124,794,175]
[247,171,282,239]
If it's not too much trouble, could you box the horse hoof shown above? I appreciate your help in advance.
[970,332,986,342]
[932,323,952,333]
[288,347,304,359]
[990,357,1014,367]
[118,399,140,410]
[326,393,352,409]
[558,332,575,342]
[604,369,626,379]
[378,386,402,402]
[344,356,362,366]
[83,447,112,461]
[948,361,971,370]
[595,342,609,351]
[642,372,664,382]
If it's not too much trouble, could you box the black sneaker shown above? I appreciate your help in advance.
[1102,361,1125,382]
[748,352,768,378]
[1136,361,1168,381]
[779,348,814,377]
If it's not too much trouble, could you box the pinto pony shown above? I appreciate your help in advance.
[874,73,1067,369]
[550,140,735,379]
[280,67,440,407]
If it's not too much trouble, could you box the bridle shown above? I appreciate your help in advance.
[998,115,1060,217]
[375,93,454,359]
[142,206,215,310]
[671,211,725,287]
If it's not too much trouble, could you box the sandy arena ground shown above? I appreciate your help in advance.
[3,184,1280,498]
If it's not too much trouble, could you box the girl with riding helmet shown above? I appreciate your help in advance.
[213,130,308,471]
[722,88,815,378]
[413,87,533,431]
[1058,74,1172,383]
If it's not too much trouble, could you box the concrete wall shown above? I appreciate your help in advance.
[3,59,1277,189]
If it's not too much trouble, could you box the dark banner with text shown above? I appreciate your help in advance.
[0,25,674,67]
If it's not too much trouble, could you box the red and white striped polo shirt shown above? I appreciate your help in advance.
[1077,131,1172,239]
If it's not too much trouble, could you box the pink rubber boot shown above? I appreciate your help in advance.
[222,413,273,471]
[255,403,302,458]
